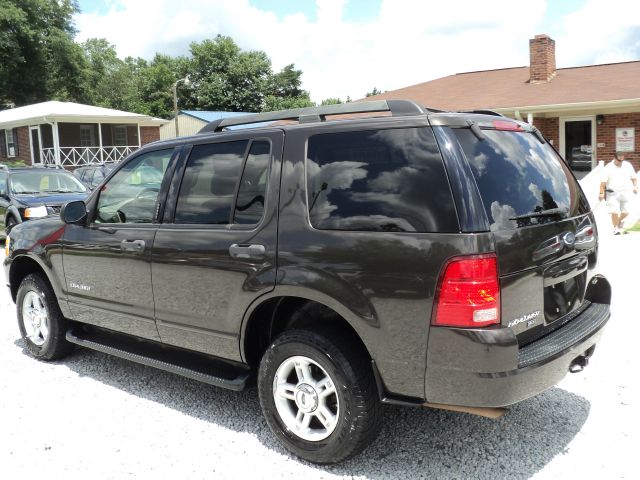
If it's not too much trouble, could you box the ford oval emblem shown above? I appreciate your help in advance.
[563,232,576,246]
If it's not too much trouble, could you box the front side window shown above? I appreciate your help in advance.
[95,149,173,224]
[306,127,458,233]
[0,172,7,195]
[175,141,248,224]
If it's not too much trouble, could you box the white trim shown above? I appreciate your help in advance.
[28,126,42,164]
[559,115,597,168]
[98,122,104,162]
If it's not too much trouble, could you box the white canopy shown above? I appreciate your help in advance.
[0,101,167,129]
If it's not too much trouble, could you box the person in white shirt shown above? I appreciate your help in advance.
[599,152,638,234]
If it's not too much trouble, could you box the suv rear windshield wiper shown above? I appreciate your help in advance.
[509,207,569,221]
[13,191,41,195]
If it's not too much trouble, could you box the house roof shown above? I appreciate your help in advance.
[0,101,167,129]
[369,61,640,112]
[180,110,252,122]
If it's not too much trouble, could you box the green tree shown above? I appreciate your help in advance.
[0,0,88,107]
[365,87,383,97]
[320,98,343,106]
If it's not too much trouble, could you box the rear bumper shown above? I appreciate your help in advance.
[425,302,610,407]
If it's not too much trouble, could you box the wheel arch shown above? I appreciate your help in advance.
[241,290,375,370]
[9,255,54,303]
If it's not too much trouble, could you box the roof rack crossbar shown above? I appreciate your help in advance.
[198,99,427,134]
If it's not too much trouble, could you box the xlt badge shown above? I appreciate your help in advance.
[508,310,540,328]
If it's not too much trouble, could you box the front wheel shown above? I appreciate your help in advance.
[16,273,74,360]
[258,329,382,464]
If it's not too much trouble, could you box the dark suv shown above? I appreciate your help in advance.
[3,100,611,464]
[0,165,88,234]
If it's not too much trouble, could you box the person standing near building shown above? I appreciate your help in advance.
[599,152,638,234]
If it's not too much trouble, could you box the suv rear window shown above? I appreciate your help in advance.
[452,128,590,231]
[306,127,458,233]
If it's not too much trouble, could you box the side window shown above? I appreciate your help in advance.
[95,149,173,224]
[0,172,7,195]
[306,127,458,233]
[91,168,105,188]
[233,141,270,225]
[175,141,248,224]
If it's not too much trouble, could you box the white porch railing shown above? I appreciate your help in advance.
[40,146,139,166]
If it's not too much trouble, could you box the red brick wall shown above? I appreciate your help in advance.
[529,34,556,83]
[595,113,640,171]
[140,126,160,146]
[17,126,31,164]
[533,117,559,148]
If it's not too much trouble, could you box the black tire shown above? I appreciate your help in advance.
[258,328,382,464]
[16,273,74,361]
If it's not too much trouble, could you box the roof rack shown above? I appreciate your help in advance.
[461,109,505,117]
[198,99,427,134]
[42,163,64,169]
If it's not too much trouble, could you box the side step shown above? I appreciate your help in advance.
[66,327,250,391]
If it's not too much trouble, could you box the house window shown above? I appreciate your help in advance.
[5,129,16,157]
[79,125,95,147]
[114,126,128,146]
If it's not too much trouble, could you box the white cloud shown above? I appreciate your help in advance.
[73,0,640,103]
[555,0,640,67]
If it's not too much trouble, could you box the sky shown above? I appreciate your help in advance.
[74,0,640,103]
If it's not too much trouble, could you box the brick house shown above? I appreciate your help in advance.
[369,34,640,173]
[0,101,166,167]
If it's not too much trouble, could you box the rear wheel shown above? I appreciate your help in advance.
[258,328,382,464]
[16,273,74,360]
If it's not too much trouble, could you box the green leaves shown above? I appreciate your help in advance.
[1,10,314,116]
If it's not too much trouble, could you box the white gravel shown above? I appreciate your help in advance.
[1,228,638,479]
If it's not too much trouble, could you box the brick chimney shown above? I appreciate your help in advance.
[529,34,556,83]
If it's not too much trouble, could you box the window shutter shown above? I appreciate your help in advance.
[13,128,19,156]
[0,130,6,158]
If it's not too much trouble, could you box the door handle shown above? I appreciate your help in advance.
[120,239,146,252]
[229,243,266,259]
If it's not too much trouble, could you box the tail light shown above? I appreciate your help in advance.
[432,254,500,328]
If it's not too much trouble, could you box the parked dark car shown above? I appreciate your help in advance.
[0,165,88,234]
[3,100,611,464]
[73,163,116,190]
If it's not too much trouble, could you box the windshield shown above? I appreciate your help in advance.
[452,128,590,231]
[10,171,87,194]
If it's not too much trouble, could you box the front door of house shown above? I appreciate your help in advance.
[562,119,594,176]
[29,126,41,164]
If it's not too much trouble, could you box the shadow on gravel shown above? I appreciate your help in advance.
[18,339,590,480]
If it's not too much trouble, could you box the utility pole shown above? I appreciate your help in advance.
[172,77,189,137]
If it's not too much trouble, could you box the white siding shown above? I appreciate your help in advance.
[160,114,208,139]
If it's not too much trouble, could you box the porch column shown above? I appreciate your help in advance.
[52,121,61,166]
[527,112,534,124]
[98,123,104,163]
[137,123,141,147]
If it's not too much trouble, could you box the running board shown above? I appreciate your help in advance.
[65,327,250,391]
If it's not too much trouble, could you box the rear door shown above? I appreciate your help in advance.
[449,123,595,344]
[150,130,283,361]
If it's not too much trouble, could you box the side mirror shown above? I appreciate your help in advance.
[61,200,87,225]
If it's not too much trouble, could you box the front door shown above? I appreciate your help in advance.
[561,118,594,176]
[29,126,41,165]
[151,131,283,361]
[62,147,178,340]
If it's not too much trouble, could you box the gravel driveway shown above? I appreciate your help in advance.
[1,231,638,479]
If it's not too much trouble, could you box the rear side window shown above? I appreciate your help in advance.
[453,129,590,231]
[306,127,457,233]
[175,141,248,224]
[233,141,270,225]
